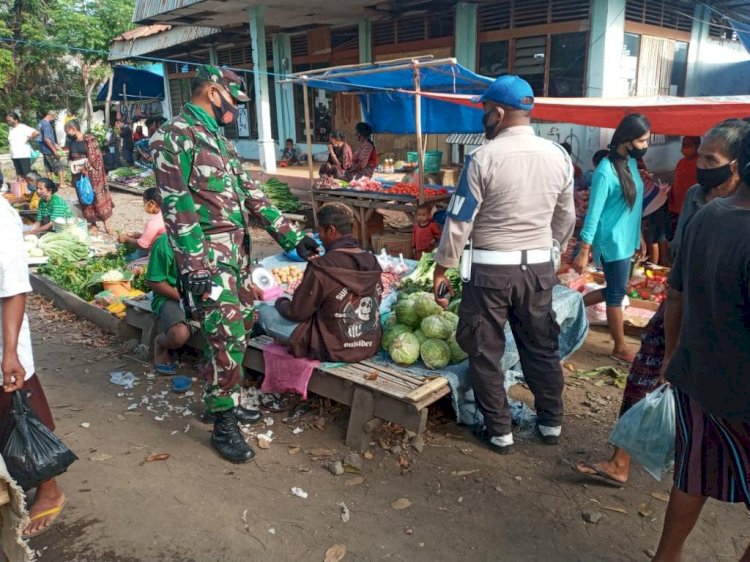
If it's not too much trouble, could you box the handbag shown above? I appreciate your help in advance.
[1,391,78,490]
[76,174,95,206]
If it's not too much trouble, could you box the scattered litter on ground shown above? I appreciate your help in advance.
[288,446,301,455]
[257,432,273,449]
[291,487,308,499]
[268,528,276,535]
[80,422,90,429]
[324,544,346,562]
[391,498,412,510]
[145,453,171,462]
[345,476,364,487]
[451,469,480,477]
[263,417,274,426]
[292,427,304,435]
[343,452,363,471]
[573,366,627,389]
[638,504,654,518]
[404,527,414,535]
[328,461,344,476]
[109,371,137,389]
[651,491,670,502]
[337,502,350,523]
[88,452,112,462]
[603,506,628,514]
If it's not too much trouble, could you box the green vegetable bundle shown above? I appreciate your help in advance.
[259,178,301,213]
[140,174,157,188]
[110,167,137,178]
[38,232,89,262]
[399,252,462,298]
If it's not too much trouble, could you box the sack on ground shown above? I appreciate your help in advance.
[1,391,78,490]
[609,383,675,481]
[76,174,95,206]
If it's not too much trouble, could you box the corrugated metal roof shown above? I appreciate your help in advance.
[108,25,221,61]
[114,25,172,42]
[446,133,486,145]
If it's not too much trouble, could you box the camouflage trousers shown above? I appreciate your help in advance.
[200,231,255,413]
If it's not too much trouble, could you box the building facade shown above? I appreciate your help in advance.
[111,0,750,173]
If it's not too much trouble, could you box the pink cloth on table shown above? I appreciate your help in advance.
[137,211,166,249]
[261,342,320,399]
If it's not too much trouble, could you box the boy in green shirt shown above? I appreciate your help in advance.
[146,234,190,374]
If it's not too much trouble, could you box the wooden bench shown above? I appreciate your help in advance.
[244,335,451,451]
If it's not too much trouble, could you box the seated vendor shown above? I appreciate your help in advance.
[279,138,300,167]
[28,178,73,235]
[344,122,379,181]
[118,188,166,259]
[275,203,383,362]
[145,233,191,375]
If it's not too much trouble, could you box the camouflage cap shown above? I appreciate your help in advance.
[196,65,250,102]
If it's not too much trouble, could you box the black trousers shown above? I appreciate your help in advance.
[455,261,564,436]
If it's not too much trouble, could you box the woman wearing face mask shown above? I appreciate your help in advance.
[574,118,750,486]
[573,113,650,364]
[64,119,114,235]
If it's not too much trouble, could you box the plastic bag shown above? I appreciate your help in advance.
[609,383,675,481]
[76,174,95,206]
[2,391,78,490]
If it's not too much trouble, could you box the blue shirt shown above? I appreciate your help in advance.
[579,157,644,263]
[38,119,57,155]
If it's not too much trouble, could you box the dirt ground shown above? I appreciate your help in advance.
[22,191,750,562]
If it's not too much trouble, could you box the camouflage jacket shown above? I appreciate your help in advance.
[150,103,303,275]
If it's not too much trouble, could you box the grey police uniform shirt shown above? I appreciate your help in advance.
[435,125,576,269]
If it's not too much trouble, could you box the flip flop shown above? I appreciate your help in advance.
[154,363,177,375]
[23,498,67,539]
[608,354,634,366]
[574,462,626,488]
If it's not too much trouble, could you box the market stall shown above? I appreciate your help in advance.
[281,57,491,241]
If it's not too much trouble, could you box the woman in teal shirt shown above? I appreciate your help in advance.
[574,114,650,363]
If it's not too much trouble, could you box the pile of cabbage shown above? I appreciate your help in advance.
[383,292,463,370]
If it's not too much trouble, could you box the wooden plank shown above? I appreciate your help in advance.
[345,387,375,451]
[412,385,452,412]
[359,359,431,385]
[323,364,412,399]
[343,362,417,390]
[405,377,451,404]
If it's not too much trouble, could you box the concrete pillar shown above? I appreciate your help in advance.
[272,33,296,145]
[586,0,626,98]
[684,4,710,97]
[454,3,478,71]
[161,63,172,119]
[208,46,218,66]
[359,20,372,64]
[584,0,626,156]
[248,6,277,172]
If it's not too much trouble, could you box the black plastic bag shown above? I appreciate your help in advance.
[2,391,77,490]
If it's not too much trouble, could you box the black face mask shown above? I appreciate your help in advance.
[482,110,502,140]
[628,146,648,159]
[210,90,238,126]
[697,163,733,190]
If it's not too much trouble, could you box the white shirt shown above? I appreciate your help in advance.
[0,197,35,380]
[7,123,36,160]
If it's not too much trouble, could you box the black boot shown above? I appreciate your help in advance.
[201,405,262,425]
[210,409,256,463]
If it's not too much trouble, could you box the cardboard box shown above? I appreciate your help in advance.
[627,298,661,312]
[371,233,413,259]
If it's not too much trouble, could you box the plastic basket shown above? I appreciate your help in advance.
[406,151,443,173]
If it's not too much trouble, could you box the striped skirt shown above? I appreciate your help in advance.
[674,386,750,508]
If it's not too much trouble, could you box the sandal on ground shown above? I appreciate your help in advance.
[574,461,626,487]
[154,363,178,375]
[23,498,67,539]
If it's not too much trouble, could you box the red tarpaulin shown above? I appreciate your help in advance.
[408,92,750,137]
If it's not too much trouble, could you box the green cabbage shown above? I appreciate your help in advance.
[421,314,452,340]
[413,329,427,345]
[382,324,412,351]
[389,332,421,366]
[394,299,421,328]
[442,311,459,331]
[420,338,451,370]
[448,335,468,363]
[447,299,461,314]
[414,293,443,318]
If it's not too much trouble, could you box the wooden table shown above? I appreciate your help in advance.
[312,188,451,248]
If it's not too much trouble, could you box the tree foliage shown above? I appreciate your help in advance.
[0,0,134,129]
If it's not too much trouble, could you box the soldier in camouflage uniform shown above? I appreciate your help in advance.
[151,65,320,463]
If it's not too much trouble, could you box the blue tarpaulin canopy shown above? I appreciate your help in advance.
[96,65,165,102]
[286,58,492,134]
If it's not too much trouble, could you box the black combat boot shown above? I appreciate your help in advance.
[201,405,262,425]
[210,409,256,463]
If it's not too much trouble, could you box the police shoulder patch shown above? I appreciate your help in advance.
[446,155,478,222]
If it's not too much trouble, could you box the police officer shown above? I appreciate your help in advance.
[151,66,319,463]
[433,75,575,454]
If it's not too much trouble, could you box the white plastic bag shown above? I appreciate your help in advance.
[609,383,675,481]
